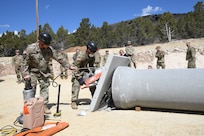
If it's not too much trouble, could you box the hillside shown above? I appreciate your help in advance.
[0,38,204,77]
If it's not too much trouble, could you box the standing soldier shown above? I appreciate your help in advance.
[71,41,98,109]
[21,32,73,114]
[125,41,137,68]
[12,50,23,83]
[94,49,101,69]
[155,46,165,69]
[186,42,196,68]
[59,48,69,79]
[102,50,109,66]
[72,48,80,62]
[22,50,27,60]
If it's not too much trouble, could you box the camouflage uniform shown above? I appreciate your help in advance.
[155,49,165,69]
[12,51,23,83]
[102,51,109,66]
[71,51,95,103]
[94,50,101,69]
[60,51,69,79]
[125,45,137,68]
[72,49,80,62]
[186,46,196,68]
[48,59,54,80]
[21,43,69,105]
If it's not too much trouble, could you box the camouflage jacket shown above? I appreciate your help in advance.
[72,52,79,62]
[21,43,69,77]
[61,52,68,60]
[186,46,196,61]
[72,51,95,78]
[12,55,23,68]
[125,46,135,56]
[155,50,165,63]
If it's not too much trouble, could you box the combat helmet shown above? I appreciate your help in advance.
[38,32,52,45]
[86,41,98,53]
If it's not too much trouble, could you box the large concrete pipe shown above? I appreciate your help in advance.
[112,66,204,112]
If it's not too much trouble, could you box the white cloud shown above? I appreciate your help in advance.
[141,5,163,16]
[0,24,10,28]
[14,30,18,35]
[68,29,76,34]
[45,4,50,9]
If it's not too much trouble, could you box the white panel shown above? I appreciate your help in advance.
[89,54,130,112]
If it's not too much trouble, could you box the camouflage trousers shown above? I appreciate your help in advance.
[71,78,95,102]
[15,66,22,81]
[187,60,196,68]
[30,72,50,104]
[156,62,165,69]
[128,55,137,68]
[60,65,68,78]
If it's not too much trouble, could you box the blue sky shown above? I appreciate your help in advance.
[0,0,202,36]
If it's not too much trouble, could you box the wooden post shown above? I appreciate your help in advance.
[36,0,39,40]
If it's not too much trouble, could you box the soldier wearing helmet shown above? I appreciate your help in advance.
[21,32,73,114]
[70,41,98,109]
[155,46,165,69]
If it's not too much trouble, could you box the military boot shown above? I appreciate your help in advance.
[71,102,78,109]
[44,105,51,114]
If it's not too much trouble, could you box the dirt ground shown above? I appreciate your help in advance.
[0,38,204,136]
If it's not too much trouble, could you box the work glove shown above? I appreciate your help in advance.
[78,78,84,85]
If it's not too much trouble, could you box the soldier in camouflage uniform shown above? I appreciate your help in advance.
[125,41,137,68]
[22,50,27,60]
[59,48,69,79]
[12,50,23,83]
[155,46,165,69]
[21,32,72,114]
[72,48,80,62]
[94,50,101,69]
[186,42,196,68]
[71,42,98,109]
[102,50,109,66]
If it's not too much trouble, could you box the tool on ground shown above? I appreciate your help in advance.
[54,84,61,117]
